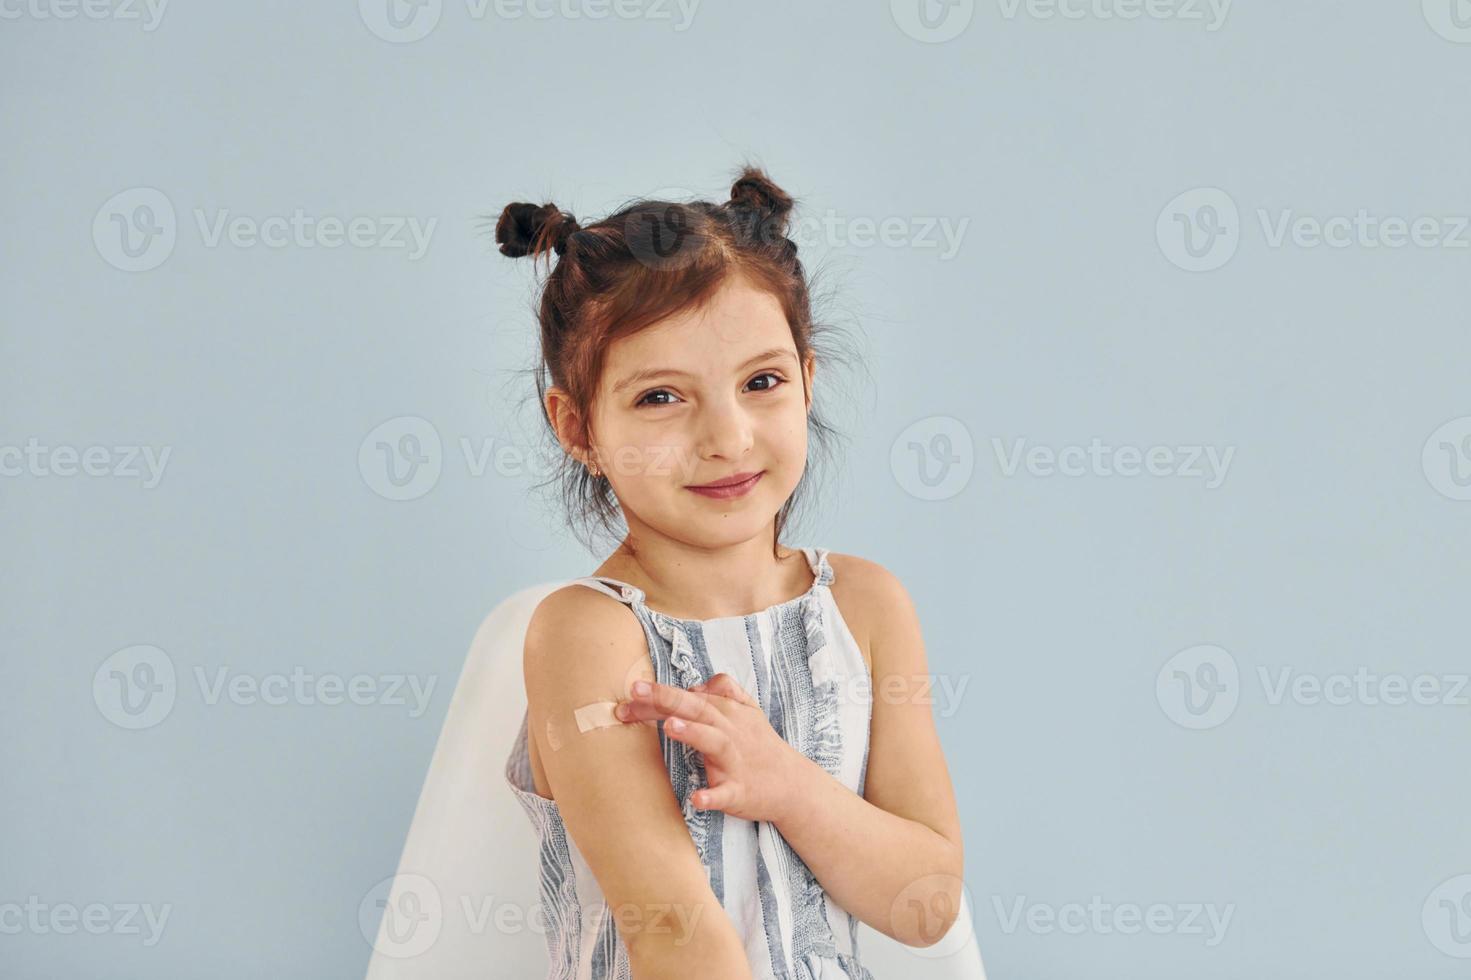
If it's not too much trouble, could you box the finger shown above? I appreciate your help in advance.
[690,781,738,812]
[664,717,729,758]
[615,683,711,724]
[639,681,720,726]
[703,673,758,707]
[614,698,670,724]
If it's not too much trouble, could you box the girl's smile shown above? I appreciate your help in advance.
[686,470,764,500]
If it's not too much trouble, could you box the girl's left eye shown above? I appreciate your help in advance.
[746,372,787,392]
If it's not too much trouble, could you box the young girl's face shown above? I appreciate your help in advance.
[586,273,814,549]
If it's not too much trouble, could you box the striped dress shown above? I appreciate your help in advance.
[503,546,876,979]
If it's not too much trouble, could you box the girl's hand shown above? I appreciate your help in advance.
[614,674,805,824]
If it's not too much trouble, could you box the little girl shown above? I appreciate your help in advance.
[498,166,964,980]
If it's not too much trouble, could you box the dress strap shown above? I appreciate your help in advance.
[803,546,835,588]
[568,576,646,605]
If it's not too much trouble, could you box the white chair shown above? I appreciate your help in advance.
[364,583,987,980]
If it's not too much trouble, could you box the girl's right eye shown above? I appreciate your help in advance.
[636,389,679,408]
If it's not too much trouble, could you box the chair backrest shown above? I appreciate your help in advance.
[364,583,987,979]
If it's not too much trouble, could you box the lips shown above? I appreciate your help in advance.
[691,471,762,489]
[687,471,764,499]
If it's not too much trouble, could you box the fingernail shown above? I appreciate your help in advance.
[632,680,651,697]
[614,703,628,720]
[669,718,685,731]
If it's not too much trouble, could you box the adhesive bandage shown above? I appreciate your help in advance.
[544,700,627,751]
[574,700,622,733]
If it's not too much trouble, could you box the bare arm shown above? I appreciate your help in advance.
[769,557,965,947]
[523,587,755,980]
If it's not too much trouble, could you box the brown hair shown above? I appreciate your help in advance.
[490,163,859,558]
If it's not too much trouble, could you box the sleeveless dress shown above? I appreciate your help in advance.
[503,546,877,980]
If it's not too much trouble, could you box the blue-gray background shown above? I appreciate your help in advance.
[3,1,1469,977]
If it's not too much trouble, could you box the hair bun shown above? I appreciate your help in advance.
[727,165,795,241]
[496,202,581,258]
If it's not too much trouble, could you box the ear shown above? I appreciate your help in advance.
[544,386,595,467]
[801,350,816,410]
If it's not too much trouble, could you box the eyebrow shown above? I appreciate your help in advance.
[611,346,798,394]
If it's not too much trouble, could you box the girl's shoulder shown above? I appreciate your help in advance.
[825,550,905,598]
[824,551,912,662]
[524,581,645,670]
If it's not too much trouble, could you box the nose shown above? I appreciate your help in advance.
[694,395,754,464]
